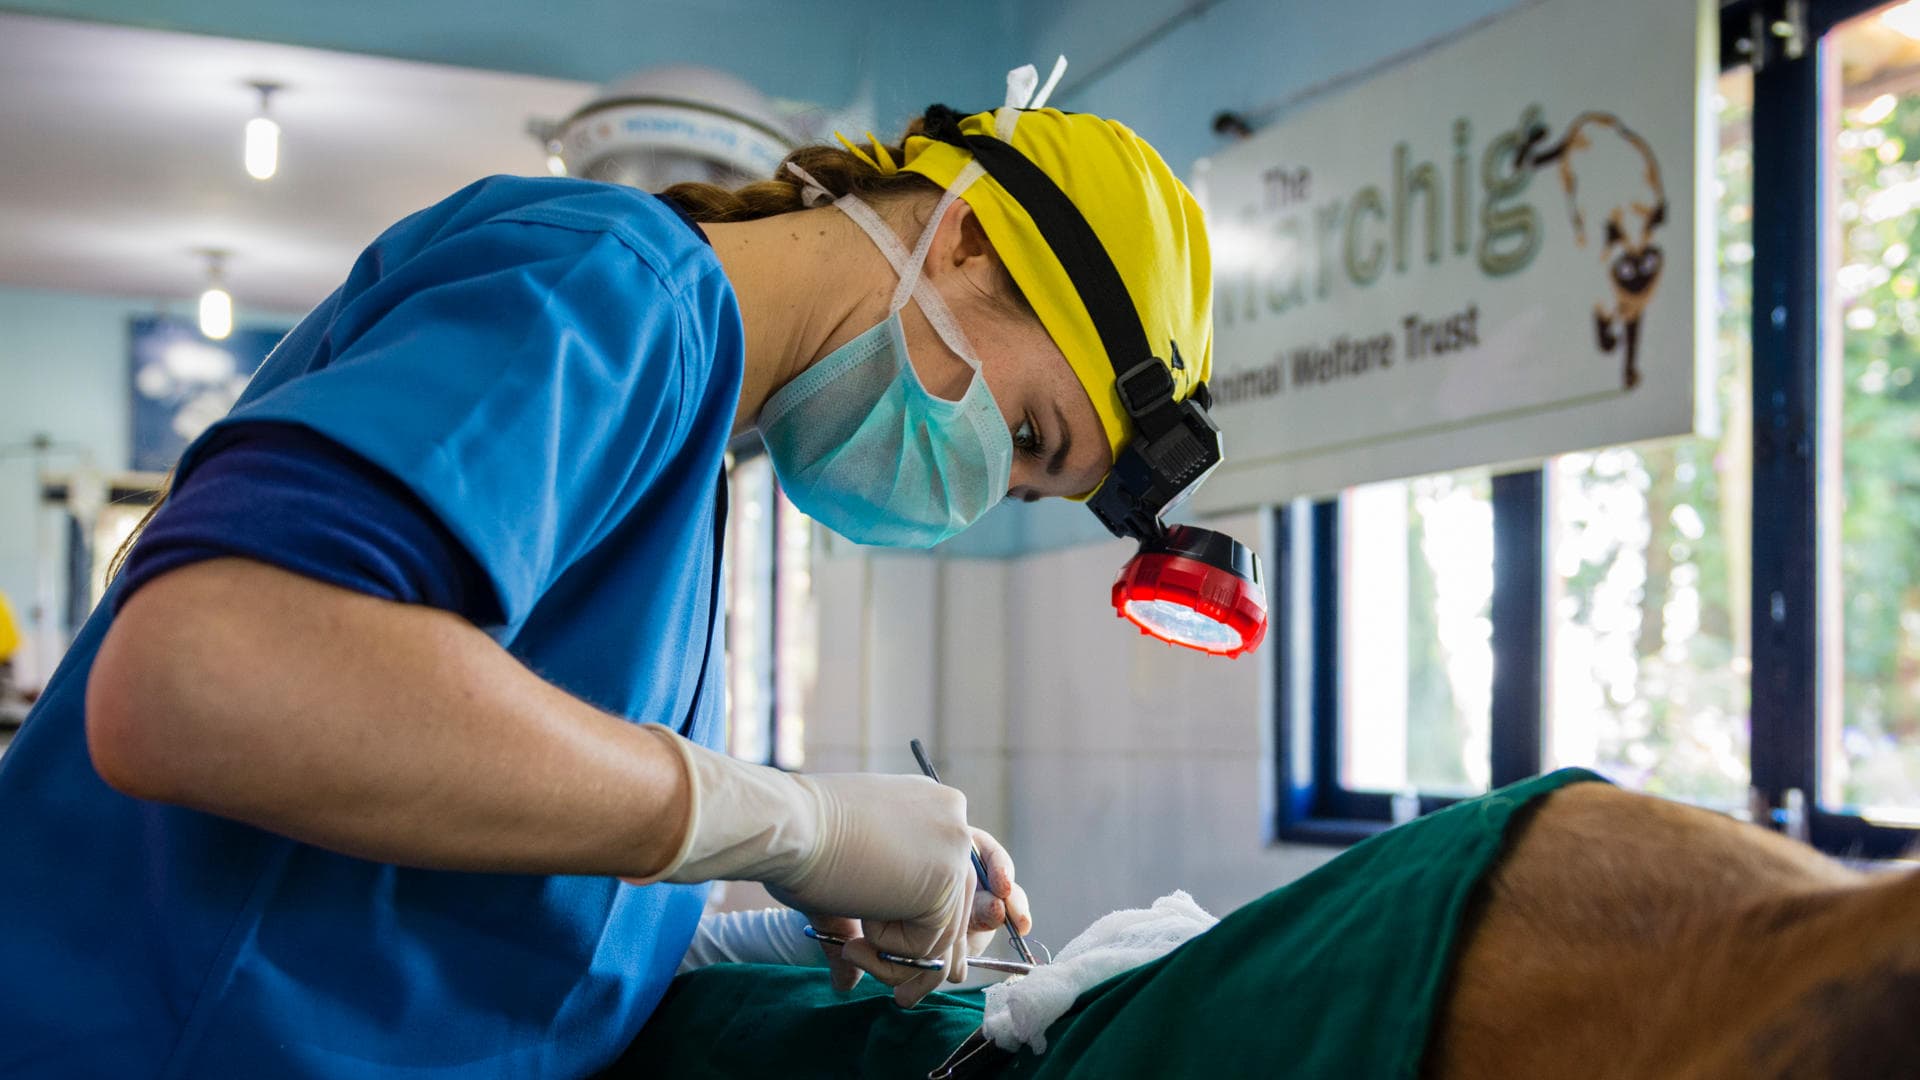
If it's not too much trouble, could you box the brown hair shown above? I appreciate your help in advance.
[104,473,170,584]
[663,129,942,222]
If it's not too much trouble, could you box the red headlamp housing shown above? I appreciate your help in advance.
[1111,524,1268,658]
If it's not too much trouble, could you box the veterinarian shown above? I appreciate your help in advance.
[0,70,1215,1076]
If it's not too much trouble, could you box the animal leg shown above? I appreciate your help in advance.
[1622,316,1641,390]
[1594,308,1617,353]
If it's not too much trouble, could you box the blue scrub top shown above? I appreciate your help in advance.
[0,176,745,1077]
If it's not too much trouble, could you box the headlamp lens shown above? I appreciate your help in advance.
[1110,525,1268,658]
[1121,598,1244,651]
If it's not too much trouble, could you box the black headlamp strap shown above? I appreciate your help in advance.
[952,133,1154,382]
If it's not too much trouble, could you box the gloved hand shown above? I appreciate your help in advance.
[677,906,825,972]
[962,826,1033,958]
[829,825,1034,998]
[683,839,1034,993]
[633,726,976,1004]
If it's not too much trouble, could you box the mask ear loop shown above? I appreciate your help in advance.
[825,160,988,375]
[888,171,968,311]
[784,162,836,209]
[885,161,987,373]
[811,152,996,400]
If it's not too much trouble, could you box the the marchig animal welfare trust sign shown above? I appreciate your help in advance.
[1190,0,1717,513]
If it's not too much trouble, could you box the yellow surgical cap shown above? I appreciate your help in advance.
[0,590,19,664]
[899,107,1213,492]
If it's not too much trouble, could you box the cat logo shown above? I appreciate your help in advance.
[1518,112,1667,390]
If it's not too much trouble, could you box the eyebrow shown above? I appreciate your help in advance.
[1047,402,1072,477]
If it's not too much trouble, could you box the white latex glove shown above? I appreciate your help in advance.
[826,826,1035,995]
[678,907,825,972]
[634,726,976,1005]
[961,827,1034,958]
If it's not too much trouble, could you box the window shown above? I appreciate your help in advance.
[1341,471,1494,796]
[723,453,813,769]
[725,455,776,764]
[1542,70,1756,808]
[772,488,815,770]
[1279,2,1920,857]
[1831,7,1920,822]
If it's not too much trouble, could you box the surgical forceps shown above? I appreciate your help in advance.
[801,925,1034,976]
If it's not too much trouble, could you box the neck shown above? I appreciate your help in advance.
[704,209,889,436]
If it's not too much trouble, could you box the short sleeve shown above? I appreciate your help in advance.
[192,218,706,626]
[117,421,497,623]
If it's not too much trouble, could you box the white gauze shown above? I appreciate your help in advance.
[981,890,1218,1054]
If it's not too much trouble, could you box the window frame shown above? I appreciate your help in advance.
[1273,474,1543,845]
[1275,0,1920,858]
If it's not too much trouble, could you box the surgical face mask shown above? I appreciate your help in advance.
[757,170,1012,548]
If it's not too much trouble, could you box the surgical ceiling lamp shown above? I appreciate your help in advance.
[917,112,1268,658]
[528,65,795,191]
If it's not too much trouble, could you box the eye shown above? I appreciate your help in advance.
[1013,416,1046,458]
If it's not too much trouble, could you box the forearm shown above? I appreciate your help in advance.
[86,557,690,877]
[679,907,826,972]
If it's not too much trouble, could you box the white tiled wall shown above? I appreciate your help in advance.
[999,512,1337,936]
[801,511,1338,942]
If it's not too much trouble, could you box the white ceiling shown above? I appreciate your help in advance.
[0,13,595,315]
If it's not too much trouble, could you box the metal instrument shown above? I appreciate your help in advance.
[800,925,1034,976]
[909,738,1038,966]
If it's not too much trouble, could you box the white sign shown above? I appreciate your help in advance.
[1192,0,1717,512]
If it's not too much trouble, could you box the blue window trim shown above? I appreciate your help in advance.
[1487,470,1545,789]
[1276,0,1920,857]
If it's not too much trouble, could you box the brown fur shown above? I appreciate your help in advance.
[1429,784,1920,1079]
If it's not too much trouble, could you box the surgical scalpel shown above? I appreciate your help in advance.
[801,925,1033,976]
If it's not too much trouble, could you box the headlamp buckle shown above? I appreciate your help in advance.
[1114,358,1175,420]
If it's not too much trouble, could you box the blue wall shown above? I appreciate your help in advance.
[1038,0,1523,174]
[0,286,300,675]
[0,0,1030,132]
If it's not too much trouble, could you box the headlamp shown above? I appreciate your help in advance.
[920,105,1268,657]
[1088,361,1266,658]
[1112,524,1267,657]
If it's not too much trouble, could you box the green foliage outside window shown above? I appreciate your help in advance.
[1836,88,1920,814]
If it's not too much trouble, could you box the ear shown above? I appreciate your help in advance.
[929,199,996,273]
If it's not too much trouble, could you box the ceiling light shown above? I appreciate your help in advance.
[198,250,233,341]
[245,81,282,180]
